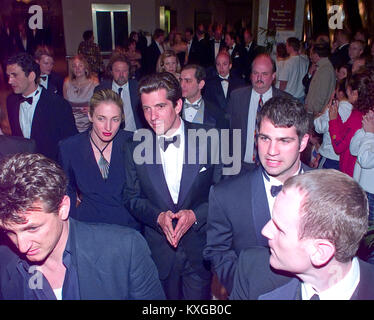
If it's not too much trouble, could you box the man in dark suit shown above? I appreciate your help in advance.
[6,53,77,161]
[180,64,227,129]
[227,53,293,166]
[185,27,209,67]
[34,45,64,96]
[258,169,374,300]
[330,28,350,69]
[94,54,145,131]
[0,135,36,159]
[204,51,245,111]
[145,28,165,74]
[204,97,312,294]
[206,23,225,70]
[0,153,165,300]
[224,32,246,79]
[123,72,222,299]
[242,28,259,83]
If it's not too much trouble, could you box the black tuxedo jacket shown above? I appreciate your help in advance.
[329,43,350,69]
[123,121,223,280]
[206,38,226,67]
[228,86,293,162]
[203,73,245,111]
[229,44,246,78]
[0,135,36,159]
[145,40,162,74]
[203,164,311,293]
[243,41,260,82]
[43,71,64,96]
[188,36,209,67]
[6,88,78,161]
[94,79,145,129]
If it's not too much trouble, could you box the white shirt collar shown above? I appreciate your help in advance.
[301,257,360,300]
[252,87,272,102]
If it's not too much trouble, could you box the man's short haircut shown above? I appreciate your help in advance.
[83,30,93,41]
[181,64,206,83]
[257,96,313,142]
[287,37,301,52]
[283,169,368,263]
[312,42,331,58]
[216,50,232,64]
[350,40,365,52]
[0,153,68,225]
[108,53,130,71]
[251,53,276,73]
[7,52,40,84]
[34,45,54,60]
[153,28,165,40]
[138,72,182,107]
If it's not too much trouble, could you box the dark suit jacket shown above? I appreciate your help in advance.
[329,43,350,69]
[229,44,246,78]
[259,258,374,300]
[182,98,228,129]
[243,41,259,83]
[123,121,223,280]
[203,164,311,294]
[0,135,36,159]
[6,88,78,161]
[228,86,293,162]
[58,130,141,230]
[207,38,226,68]
[94,79,145,129]
[188,36,209,67]
[43,71,64,96]
[0,218,165,300]
[145,40,162,74]
[203,73,246,111]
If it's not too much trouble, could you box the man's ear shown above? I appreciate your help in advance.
[299,134,310,153]
[198,79,205,90]
[308,239,335,267]
[58,195,70,221]
[29,71,36,84]
[174,98,183,115]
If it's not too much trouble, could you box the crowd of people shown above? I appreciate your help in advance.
[1,20,374,301]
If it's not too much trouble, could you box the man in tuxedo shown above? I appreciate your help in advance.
[242,28,259,84]
[224,32,245,79]
[185,27,208,67]
[258,169,374,300]
[330,28,350,69]
[204,51,245,111]
[6,53,77,161]
[94,54,144,131]
[180,64,227,129]
[34,45,64,96]
[206,23,225,70]
[145,28,165,74]
[0,153,165,300]
[123,72,222,299]
[227,53,292,167]
[204,96,312,294]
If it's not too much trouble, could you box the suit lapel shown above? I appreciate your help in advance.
[12,96,23,136]
[30,89,45,139]
[240,88,252,157]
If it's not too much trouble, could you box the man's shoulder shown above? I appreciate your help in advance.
[59,131,86,149]
[95,79,112,91]
[213,166,260,193]
[231,85,252,97]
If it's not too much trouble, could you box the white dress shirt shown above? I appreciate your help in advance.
[183,97,203,123]
[301,257,360,300]
[219,75,229,98]
[112,81,137,132]
[244,87,272,163]
[158,120,185,204]
[19,86,42,139]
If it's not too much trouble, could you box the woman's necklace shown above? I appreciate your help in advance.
[90,132,111,179]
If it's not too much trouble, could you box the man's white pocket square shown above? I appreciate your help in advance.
[199,167,207,173]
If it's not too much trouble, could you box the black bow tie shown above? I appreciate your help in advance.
[220,77,229,82]
[159,135,181,151]
[19,96,33,105]
[40,75,47,81]
[270,185,282,197]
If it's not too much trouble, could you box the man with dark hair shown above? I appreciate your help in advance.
[256,169,374,299]
[0,153,165,300]
[34,45,64,96]
[204,51,245,111]
[6,52,77,161]
[124,72,222,299]
[278,37,308,102]
[228,53,292,168]
[305,43,336,116]
[95,53,144,131]
[180,64,227,128]
[206,23,225,68]
[242,27,259,83]
[224,32,245,78]
[204,96,312,294]
[330,28,351,68]
[185,27,209,67]
[146,28,165,74]
[77,30,104,77]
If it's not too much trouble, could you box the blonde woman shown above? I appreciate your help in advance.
[63,54,99,132]
[156,49,181,80]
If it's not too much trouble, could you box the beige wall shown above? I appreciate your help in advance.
[61,0,158,56]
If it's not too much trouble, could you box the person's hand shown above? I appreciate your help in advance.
[363,110,374,133]
[328,99,339,120]
[157,210,176,247]
[172,210,196,248]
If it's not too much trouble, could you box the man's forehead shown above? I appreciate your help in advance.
[181,69,196,79]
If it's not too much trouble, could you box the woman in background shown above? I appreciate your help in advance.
[156,50,181,80]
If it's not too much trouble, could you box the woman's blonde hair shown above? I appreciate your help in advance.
[89,89,124,122]
[69,54,92,80]
[156,50,181,73]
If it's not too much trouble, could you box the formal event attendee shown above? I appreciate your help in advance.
[329,70,372,177]
[203,51,245,111]
[0,153,165,300]
[330,28,351,69]
[6,53,77,161]
[204,96,312,294]
[348,40,365,66]
[171,32,188,68]
[123,72,222,300]
[180,64,227,129]
[63,54,99,132]
[305,43,336,116]
[258,169,374,300]
[146,28,165,74]
[123,39,142,80]
[275,42,289,89]
[156,49,181,81]
[228,53,292,167]
[95,54,144,131]
[78,30,104,78]
[34,45,64,96]
[224,31,245,79]
[242,28,259,84]
[58,89,140,229]
[0,135,36,159]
